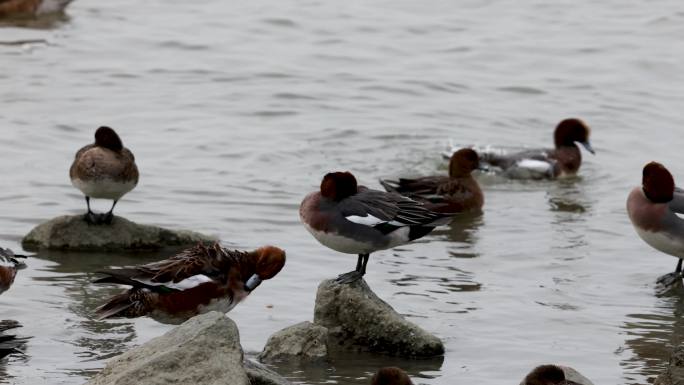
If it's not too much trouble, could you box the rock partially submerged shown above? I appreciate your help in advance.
[314,279,444,357]
[655,346,684,385]
[22,215,216,251]
[244,359,294,385]
[258,321,329,363]
[260,279,444,362]
[85,311,248,385]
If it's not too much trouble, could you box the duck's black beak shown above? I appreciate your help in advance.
[579,141,595,155]
[245,274,262,292]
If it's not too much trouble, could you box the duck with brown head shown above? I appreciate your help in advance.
[93,243,286,324]
[70,126,139,225]
[627,161,684,287]
[0,248,26,296]
[380,148,484,214]
[370,367,413,385]
[300,171,454,284]
[448,118,594,179]
[521,364,594,385]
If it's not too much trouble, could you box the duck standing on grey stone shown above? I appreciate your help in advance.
[300,171,453,284]
[70,126,139,225]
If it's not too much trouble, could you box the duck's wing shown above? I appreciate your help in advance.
[669,187,684,213]
[94,243,233,291]
[0,248,26,268]
[338,188,452,233]
[379,176,446,198]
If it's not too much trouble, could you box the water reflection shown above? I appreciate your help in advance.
[621,291,684,384]
[0,13,70,30]
[264,349,444,385]
[0,320,29,383]
[546,179,591,214]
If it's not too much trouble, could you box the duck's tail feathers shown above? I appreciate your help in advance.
[95,293,134,320]
[379,179,399,193]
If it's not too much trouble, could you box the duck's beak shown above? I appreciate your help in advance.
[579,141,595,155]
[245,274,262,292]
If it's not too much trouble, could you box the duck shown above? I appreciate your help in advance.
[93,243,286,324]
[300,171,453,284]
[0,0,72,18]
[70,126,139,225]
[371,367,413,385]
[380,148,484,214]
[626,161,684,287]
[0,248,26,296]
[0,320,29,359]
[448,118,594,179]
[521,364,594,385]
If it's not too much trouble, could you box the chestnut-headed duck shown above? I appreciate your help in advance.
[380,148,484,214]
[371,367,413,385]
[0,248,26,296]
[300,171,453,283]
[521,364,594,385]
[448,118,594,179]
[0,0,72,18]
[0,320,29,359]
[94,243,286,324]
[70,126,139,225]
[627,162,684,287]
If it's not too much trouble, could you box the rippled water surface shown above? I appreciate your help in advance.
[2,0,684,384]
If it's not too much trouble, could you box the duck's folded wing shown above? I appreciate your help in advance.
[379,176,445,197]
[669,187,684,213]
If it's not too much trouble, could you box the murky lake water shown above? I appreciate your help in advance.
[2,0,684,384]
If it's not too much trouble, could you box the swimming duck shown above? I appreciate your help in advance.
[371,367,413,385]
[0,0,72,18]
[300,171,453,284]
[94,243,286,324]
[627,161,684,287]
[448,118,594,179]
[521,364,594,385]
[70,126,139,225]
[380,148,484,214]
[0,248,26,296]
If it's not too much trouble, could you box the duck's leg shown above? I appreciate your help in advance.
[656,258,683,287]
[103,200,118,224]
[83,196,100,225]
[336,253,369,284]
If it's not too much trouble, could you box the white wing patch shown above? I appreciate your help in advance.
[516,159,553,173]
[346,214,385,226]
[134,274,213,290]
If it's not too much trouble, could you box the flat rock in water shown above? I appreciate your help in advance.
[655,346,684,385]
[22,215,216,251]
[85,312,249,385]
[258,321,329,363]
[313,278,444,358]
[244,359,294,385]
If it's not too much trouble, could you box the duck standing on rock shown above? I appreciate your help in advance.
[627,162,684,287]
[0,248,26,296]
[93,243,286,324]
[70,126,139,225]
[0,0,73,18]
[371,367,413,385]
[447,118,594,179]
[380,148,484,214]
[300,171,453,284]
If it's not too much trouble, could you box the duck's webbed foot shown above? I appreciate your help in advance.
[84,211,100,225]
[335,271,364,284]
[656,259,683,288]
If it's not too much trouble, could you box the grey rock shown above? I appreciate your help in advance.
[656,346,684,385]
[258,321,329,363]
[22,215,216,251]
[313,278,444,357]
[85,311,249,385]
[244,359,294,385]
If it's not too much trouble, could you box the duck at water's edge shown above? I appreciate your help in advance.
[70,126,139,225]
[300,171,453,284]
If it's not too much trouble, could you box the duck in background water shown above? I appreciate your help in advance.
[0,248,26,296]
[520,364,594,385]
[380,148,484,214]
[370,367,413,385]
[446,118,594,179]
[627,161,684,287]
[0,0,72,18]
[300,171,454,284]
[70,126,139,225]
[93,243,286,324]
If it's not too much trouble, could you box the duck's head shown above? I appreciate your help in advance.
[370,367,413,385]
[642,161,674,203]
[449,148,481,177]
[554,118,594,154]
[521,364,593,385]
[245,246,286,291]
[320,171,358,201]
[95,126,123,152]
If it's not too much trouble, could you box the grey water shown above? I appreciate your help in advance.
[2,0,684,384]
